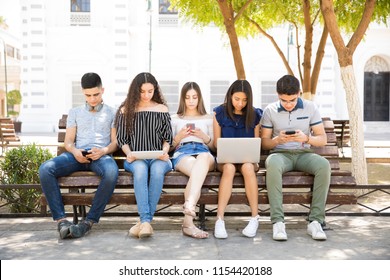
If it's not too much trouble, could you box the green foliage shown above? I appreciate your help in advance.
[0,144,54,213]
[7,89,22,107]
[7,89,22,116]
[170,0,389,37]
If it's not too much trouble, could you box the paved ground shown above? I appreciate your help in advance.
[0,215,389,260]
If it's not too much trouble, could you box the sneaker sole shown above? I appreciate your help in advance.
[139,232,153,239]
[214,233,228,239]
[307,231,327,240]
[242,230,257,238]
[273,236,288,241]
[59,227,71,239]
[69,226,90,238]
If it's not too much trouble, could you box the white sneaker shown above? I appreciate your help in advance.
[214,218,228,239]
[242,215,259,237]
[272,221,288,241]
[307,221,327,240]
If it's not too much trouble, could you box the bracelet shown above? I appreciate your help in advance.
[205,136,212,145]
[305,135,310,144]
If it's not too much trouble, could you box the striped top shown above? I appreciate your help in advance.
[116,111,173,151]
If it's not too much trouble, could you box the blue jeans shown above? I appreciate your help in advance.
[39,152,118,223]
[124,159,172,223]
[171,142,212,169]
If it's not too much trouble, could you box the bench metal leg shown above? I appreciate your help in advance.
[198,203,206,230]
[72,205,79,224]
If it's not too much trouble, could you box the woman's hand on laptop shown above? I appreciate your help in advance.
[158,153,170,161]
[159,142,170,161]
[126,153,136,163]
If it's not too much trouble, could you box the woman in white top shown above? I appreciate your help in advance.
[170,82,215,239]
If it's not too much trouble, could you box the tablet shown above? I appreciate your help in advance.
[131,150,164,159]
[217,138,261,163]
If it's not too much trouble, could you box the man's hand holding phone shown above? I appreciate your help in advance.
[82,148,92,162]
[285,130,296,135]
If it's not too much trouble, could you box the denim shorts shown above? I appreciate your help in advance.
[171,142,212,169]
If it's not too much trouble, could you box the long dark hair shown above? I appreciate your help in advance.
[115,72,167,133]
[176,82,208,117]
[223,79,255,130]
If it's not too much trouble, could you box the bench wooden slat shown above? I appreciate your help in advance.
[1,118,21,153]
[40,191,357,207]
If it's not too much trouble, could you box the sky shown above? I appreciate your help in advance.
[0,0,21,35]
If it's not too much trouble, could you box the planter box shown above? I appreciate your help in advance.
[13,121,22,133]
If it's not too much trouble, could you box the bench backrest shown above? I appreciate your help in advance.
[57,114,340,170]
[333,119,350,147]
[0,118,20,145]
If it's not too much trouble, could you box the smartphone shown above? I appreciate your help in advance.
[186,123,195,130]
[81,148,91,157]
[285,130,296,135]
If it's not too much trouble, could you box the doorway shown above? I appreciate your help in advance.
[364,72,389,121]
[364,56,390,122]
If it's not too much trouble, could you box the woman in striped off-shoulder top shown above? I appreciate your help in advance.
[115,72,173,239]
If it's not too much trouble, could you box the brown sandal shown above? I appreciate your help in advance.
[182,225,209,239]
[182,200,196,217]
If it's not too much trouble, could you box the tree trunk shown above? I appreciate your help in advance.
[340,65,368,185]
[249,19,293,75]
[320,0,376,186]
[217,0,246,79]
[302,0,313,95]
[311,25,329,95]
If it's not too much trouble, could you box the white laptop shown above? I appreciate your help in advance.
[131,150,163,159]
[216,138,261,164]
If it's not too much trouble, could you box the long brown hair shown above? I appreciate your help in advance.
[115,72,167,133]
[176,82,207,117]
[223,79,255,130]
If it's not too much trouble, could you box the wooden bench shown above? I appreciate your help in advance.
[40,115,357,226]
[0,118,21,155]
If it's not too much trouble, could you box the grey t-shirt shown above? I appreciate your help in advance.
[260,98,322,150]
[67,104,116,150]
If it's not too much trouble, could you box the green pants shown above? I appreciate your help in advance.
[265,150,330,224]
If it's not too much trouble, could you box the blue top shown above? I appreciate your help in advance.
[213,105,263,138]
[67,104,116,150]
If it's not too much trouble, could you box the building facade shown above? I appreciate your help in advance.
[0,28,21,118]
[10,0,390,132]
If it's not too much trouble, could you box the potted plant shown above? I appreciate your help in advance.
[7,89,22,132]
[0,144,53,213]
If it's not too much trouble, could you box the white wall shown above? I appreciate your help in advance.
[10,0,390,132]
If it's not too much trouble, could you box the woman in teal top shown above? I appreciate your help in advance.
[213,79,263,239]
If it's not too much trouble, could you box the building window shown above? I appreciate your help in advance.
[260,81,277,109]
[5,45,14,58]
[160,80,179,114]
[159,0,178,26]
[72,81,84,107]
[159,0,177,14]
[70,0,90,12]
[70,0,90,26]
[209,80,230,113]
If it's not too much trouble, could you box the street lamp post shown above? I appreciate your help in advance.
[0,37,8,117]
[287,24,294,64]
[147,0,152,73]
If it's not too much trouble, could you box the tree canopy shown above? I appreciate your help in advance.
[170,0,389,97]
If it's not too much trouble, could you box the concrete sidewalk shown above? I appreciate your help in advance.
[0,215,389,260]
